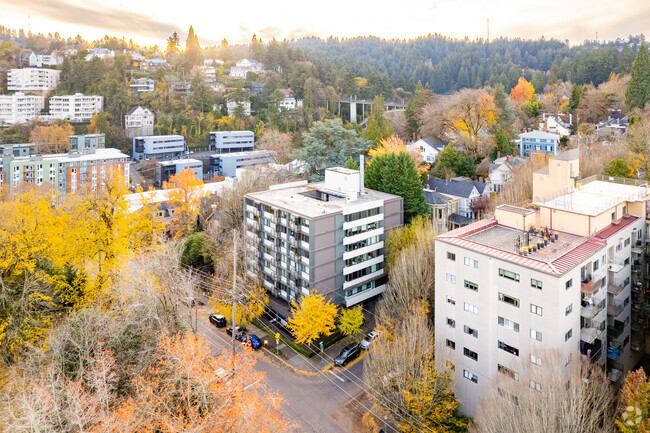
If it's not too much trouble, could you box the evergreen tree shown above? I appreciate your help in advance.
[492,83,514,135]
[364,95,394,145]
[365,151,428,224]
[568,84,583,112]
[405,81,433,139]
[625,45,650,109]
[433,145,476,178]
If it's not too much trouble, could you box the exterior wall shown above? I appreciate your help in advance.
[226,101,251,117]
[49,94,104,122]
[209,131,254,153]
[7,68,61,92]
[532,156,579,202]
[493,207,536,231]
[520,137,558,157]
[132,135,185,161]
[125,108,155,138]
[0,93,45,126]
[210,151,276,177]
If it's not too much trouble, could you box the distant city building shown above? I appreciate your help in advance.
[125,106,155,138]
[518,130,560,157]
[209,150,276,177]
[69,133,106,152]
[0,93,45,126]
[85,48,115,61]
[49,94,104,122]
[7,68,61,92]
[597,114,629,138]
[132,135,185,161]
[279,88,297,110]
[28,52,63,67]
[130,77,156,97]
[209,130,254,153]
[229,58,263,78]
[157,158,203,185]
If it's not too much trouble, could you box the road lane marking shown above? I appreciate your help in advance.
[329,370,346,382]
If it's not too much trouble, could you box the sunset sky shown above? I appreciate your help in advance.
[3,0,650,47]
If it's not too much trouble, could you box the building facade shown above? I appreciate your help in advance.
[69,133,105,152]
[132,135,185,161]
[226,99,251,117]
[518,130,560,157]
[209,150,276,177]
[130,77,156,97]
[229,58,263,78]
[49,94,104,122]
[157,158,203,185]
[7,68,61,92]
[209,130,254,153]
[244,167,403,307]
[125,106,155,138]
[28,52,63,67]
[0,93,45,126]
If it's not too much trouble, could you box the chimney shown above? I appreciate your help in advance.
[359,154,364,194]
[497,151,501,159]
[569,113,572,125]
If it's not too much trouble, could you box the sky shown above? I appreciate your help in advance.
[3,0,650,48]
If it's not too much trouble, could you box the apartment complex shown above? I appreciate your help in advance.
[157,158,203,185]
[125,106,155,138]
[70,134,105,152]
[244,167,403,307]
[0,93,45,126]
[209,150,276,177]
[435,150,648,417]
[0,144,129,193]
[7,68,61,92]
[49,94,104,122]
[132,135,185,161]
[209,130,254,153]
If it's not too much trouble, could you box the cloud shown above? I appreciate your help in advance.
[258,26,282,40]
[288,28,319,40]
[4,0,183,40]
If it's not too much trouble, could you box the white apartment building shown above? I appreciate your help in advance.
[0,93,45,126]
[436,150,648,417]
[227,99,251,117]
[132,135,185,161]
[125,106,155,138]
[229,58,263,78]
[49,94,104,122]
[85,48,115,61]
[244,167,404,308]
[209,130,254,153]
[7,68,61,92]
[29,52,63,67]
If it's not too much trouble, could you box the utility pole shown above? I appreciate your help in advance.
[231,233,238,360]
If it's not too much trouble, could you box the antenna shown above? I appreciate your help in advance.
[487,18,490,42]
[28,15,31,34]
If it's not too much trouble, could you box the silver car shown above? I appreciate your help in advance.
[360,331,378,349]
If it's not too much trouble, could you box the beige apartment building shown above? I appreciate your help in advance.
[436,149,648,416]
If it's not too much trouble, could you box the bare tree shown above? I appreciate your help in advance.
[471,350,617,433]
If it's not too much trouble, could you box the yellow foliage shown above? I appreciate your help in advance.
[337,305,364,337]
[163,168,206,237]
[288,293,338,345]
[356,77,368,87]
[212,285,268,327]
[368,135,430,177]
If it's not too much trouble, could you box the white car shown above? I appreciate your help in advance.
[360,331,378,349]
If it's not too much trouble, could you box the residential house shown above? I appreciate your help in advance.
[539,114,572,137]
[518,130,560,157]
[251,83,265,95]
[7,68,61,92]
[28,52,63,67]
[488,155,527,193]
[140,58,170,71]
[597,115,629,138]
[49,94,104,122]
[130,77,156,97]
[279,88,298,110]
[125,106,155,138]
[0,93,45,126]
[406,137,448,164]
[229,58,264,78]
[85,48,115,61]
[424,190,460,233]
[227,97,251,117]
[424,177,481,220]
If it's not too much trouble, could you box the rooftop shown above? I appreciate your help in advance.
[158,158,202,166]
[13,148,128,163]
[519,130,560,140]
[210,150,275,158]
[540,180,647,216]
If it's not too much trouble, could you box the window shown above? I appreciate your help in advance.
[464,347,478,361]
[565,303,573,316]
[464,302,479,315]
[446,273,456,284]
[497,364,519,381]
[565,329,572,341]
[565,279,573,290]
[624,296,630,307]
[530,329,542,342]
[446,295,456,305]
[625,237,630,247]
[464,280,478,292]
[498,340,519,356]
[611,211,616,221]
[446,339,456,350]
[531,279,542,289]
[498,316,520,332]
[625,257,630,266]
[463,370,478,383]
[447,318,456,328]
[530,304,543,316]
[530,354,542,366]
[593,260,599,272]
[499,292,520,307]
[499,268,520,281]
[464,257,478,268]
[530,380,541,392]
[464,325,478,338]
[447,252,456,261]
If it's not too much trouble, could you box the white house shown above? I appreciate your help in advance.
[0,93,45,126]
[539,114,571,137]
[49,94,104,122]
[130,77,156,96]
[85,48,115,61]
[227,98,251,117]
[29,52,63,67]
[279,88,297,110]
[125,106,155,138]
[407,137,448,164]
[488,156,527,193]
[7,68,61,92]
[229,58,264,78]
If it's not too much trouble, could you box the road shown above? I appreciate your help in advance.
[192,307,392,433]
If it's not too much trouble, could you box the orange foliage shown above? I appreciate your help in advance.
[368,135,430,177]
[510,77,535,104]
[163,168,205,236]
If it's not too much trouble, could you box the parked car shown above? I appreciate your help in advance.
[360,331,379,350]
[334,342,360,367]
[243,334,262,350]
[209,313,227,328]
[184,297,195,307]
[226,326,246,341]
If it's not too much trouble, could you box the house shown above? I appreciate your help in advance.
[227,97,251,117]
[406,137,448,164]
[85,48,115,61]
[244,167,403,307]
[169,80,191,96]
[436,149,647,416]
[279,88,297,110]
[191,65,217,82]
[518,130,560,157]
[209,131,254,153]
[424,189,460,233]
[7,68,61,92]
[28,52,63,67]
[203,59,224,67]
[125,106,155,138]
[0,93,45,126]
[597,115,629,138]
[251,83,265,95]
[132,135,186,161]
[539,114,572,137]
[229,58,264,78]
[130,77,156,96]
[424,177,481,219]
[488,155,527,192]
[140,58,170,71]
[49,94,104,122]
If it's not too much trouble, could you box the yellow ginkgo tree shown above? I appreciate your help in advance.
[288,293,338,345]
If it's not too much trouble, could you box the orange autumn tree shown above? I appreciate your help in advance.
[163,167,205,237]
[617,367,650,433]
[368,135,430,177]
[510,77,535,104]
[29,123,75,154]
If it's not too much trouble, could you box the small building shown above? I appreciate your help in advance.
[209,150,276,177]
[597,116,629,138]
[229,58,263,78]
[227,98,251,117]
[157,158,203,185]
[140,58,170,71]
[130,77,156,96]
[125,106,155,138]
[279,88,297,110]
[49,94,104,122]
[7,68,61,92]
[518,130,560,157]
[85,48,115,61]
[28,52,63,67]
[251,82,265,95]
[209,130,254,153]
[424,189,459,233]
[0,93,45,126]
[69,133,105,152]
[488,155,527,193]
[132,135,186,161]
[407,137,447,164]
[424,177,481,219]
[539,114,572,137]
[170,80,191,96]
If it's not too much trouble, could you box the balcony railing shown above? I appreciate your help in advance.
[607,281,626,296]
[581,302,605,319]
[581,278,603,295]
[608,259,624,273]
[608,320,626,339]
[607,360,624,383]
[607,300,625,317]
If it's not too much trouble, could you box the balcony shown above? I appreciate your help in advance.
[581,278,603,295]
[607,343,623,360]
[607,300,625,318]
[631,338,646,352]
[632,245,644,255]
[580,325,605,345]
[607,360,624,384]
[581,301,605,319]
[607,281,626,296]
[608,259,624,273]
[581,339,603,363]
[608,320,626,339]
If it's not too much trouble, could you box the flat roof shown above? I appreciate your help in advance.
[211,150,275,158]
[158,158,202,166]
[13,148,128,163]
[496,204,536,216]
[125,179,235,213]
[246,181,399,219]
[540,180,647,216]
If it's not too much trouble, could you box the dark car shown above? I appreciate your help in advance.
[209,313,227,328]
[243,334,262,350]
[334,342,360,367]
[226,326,246,341]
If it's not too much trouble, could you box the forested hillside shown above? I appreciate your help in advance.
[293,35,645,94]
